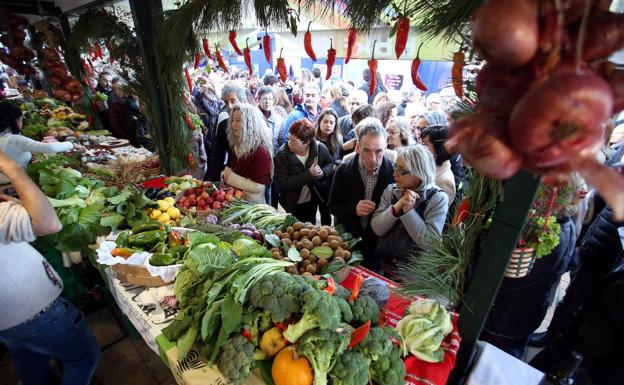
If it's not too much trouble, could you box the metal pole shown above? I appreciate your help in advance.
[448,170,541,385]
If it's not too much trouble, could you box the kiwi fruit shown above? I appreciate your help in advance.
[286,226,294,234]
[318,258,329,268]
[300,249,311,259]
[343,250,351,260]
[293,222,305,231]
[334,248,345,259]
[308,229,319,238]
[293,231,301,240]
[329,239,340,250]
[311,236,322,246]
[272,251,281,259]
[306,264,317,274]
[318,228,329,241]
[282,238,292,246]
[306,224,316,230]
[274,229,283,238]
[303,239,314,250]
[299,228,310,238]
[295,241,303,250]
[282,232,291,240]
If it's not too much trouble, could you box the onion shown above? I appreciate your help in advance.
[476,63,533,113]
[564,12,624,62]
[472,0,539,68]
[509,73,613,168]
[445,113,522,179]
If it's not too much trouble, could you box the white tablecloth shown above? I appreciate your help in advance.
[466,341,545,385]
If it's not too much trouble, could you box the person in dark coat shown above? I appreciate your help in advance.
[108,78,139,147]
[359,69,387,105]
[274,119,333,223]
[328,117,394,271]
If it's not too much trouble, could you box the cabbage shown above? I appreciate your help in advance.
[231,238,271,259]
[396,298,453,363]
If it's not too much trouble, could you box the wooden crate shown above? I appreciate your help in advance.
[111,263,169,287]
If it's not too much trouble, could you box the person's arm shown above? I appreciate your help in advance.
[0,150,61,236]
[226,172,264,193]
[318,145,334,178]
[370,187,398,236]
[11,135,72,153]
[400,193,449,249]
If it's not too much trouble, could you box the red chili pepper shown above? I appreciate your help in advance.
[275,322,290,331]
[276,48,287,83]
[244,38,253,76]
[81,58,92,76]
[95,43,103,60]
[345,28,357,64]
[194,52,201,69]
[215,46,228,73]
[241,329,253,342]
[184,67,192,93]
[263,30,271,64]
[368,40,378,96]
[181,91,190,106]
[452,50,465,98]
[411,43,428,91]
[349,273,365,302]
[324,277,336,295]
[304,22,317,61]
[184,114,196,131]
[188,151,196,169]
[348,320,371,348]
[452,197,471,227]
[202,38,213,59]
[229,30,243,56]
[325,38,336,80]
[395,16,410,59]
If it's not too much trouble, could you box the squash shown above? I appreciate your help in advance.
[272,346,312,385]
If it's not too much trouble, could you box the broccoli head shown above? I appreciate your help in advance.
[297,329,350,385]
[334,284,351,300]
[241,309,273,346]
[369,345,406,385]
[283,289,342,343]
[248,272,309,322]
[330,350,370,385]
[354,326,394,363]
[217,334,255,384]
[350,294,380,326]
[335,296,353,323]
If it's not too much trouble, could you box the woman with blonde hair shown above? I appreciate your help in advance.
[371,144,449,278]
[222,104,273,203]
[273,87,292,118]
[328,83,350,118]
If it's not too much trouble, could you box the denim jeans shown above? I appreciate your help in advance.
[0,297,100,385]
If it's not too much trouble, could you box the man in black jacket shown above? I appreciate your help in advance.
[328,117,394,271]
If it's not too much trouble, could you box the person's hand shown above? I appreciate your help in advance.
[0,149,17,173]
[309,165,323,179]
[400,190,419,213]
[222,167,232,183]
[356,200,376,216]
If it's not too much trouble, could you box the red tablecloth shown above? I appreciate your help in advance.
[340,266,460,385]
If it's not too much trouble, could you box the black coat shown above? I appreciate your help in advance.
[274,140,334,213]
[205,119,231,181]
[327,155,394,269]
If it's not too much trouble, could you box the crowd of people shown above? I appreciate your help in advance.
[181,65,464,276]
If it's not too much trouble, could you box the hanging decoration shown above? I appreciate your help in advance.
[367,40,378,96]
[262,30,271,63]
[451,49,464,98]
[202,38,213,59]
[228,30,243,56]
[345,28,357,64]
[243,38,253,75]
[184,67,193,93]
[276,48,287,82]
[304,21,317,61]
[325,38,336,80]
[194,52,201,69]
[411,43,427,91]
[394,16,410,59]
[215,45,229,73]
[0,14,36,75]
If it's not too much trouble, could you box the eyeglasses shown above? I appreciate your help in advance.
[392,162,410,176]
[287,135,304,145]
[259,97,274,102]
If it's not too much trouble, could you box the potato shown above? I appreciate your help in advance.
[318,258,329,268]
[303,259,311,267]
[274,229,283,237]
[282,238,292,246]
[293,222,305,231]
[272,251,282,259]
[329,239,340,250]
[299,228,310,238]
[300,249,311,259]
[309,255,318,264]
[319,228,329,241]
[293,231,301,240]
[308,229,319,238]
[311,236,322,246]
[334,249,345,259]
[306,264,317,274]
[302,272,313,277]
[286,226,295,234]
[282,233,291,240]
[330,229,340,236]
[306,224,316,230]
[302,239,314,250]
[295,241,303,250]
[343,251,351,261]
[286,266,298,275]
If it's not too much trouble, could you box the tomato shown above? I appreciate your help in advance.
[212,202,222,210]
[200,191,209,200]
[225,194,234,203]
[198,198,206,207]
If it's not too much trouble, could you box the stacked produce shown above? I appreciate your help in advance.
[39,46,83,102]
[176,183,243,213]
[448,0,624,218]
[220,201,293,232]
[148,197,182,225]
[163,257,406,385]
[0,14,36,75]
[113,223,189,266]
[265,221,363,277]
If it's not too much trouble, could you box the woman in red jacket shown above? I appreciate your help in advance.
[222,104,273,203]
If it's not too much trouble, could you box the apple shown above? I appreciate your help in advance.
[198,198,206,207]
[212,201,222,210]
[206,197,214,205]
[211,189,220,198]
[189,193,197,200]
[200,191,209,200]
[215,195,224,203]
[188,197,197,206]
[178,196,187,204]
[225,194,234,203]
[185,189,194,196]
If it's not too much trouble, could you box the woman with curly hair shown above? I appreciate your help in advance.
[222,104,273,203]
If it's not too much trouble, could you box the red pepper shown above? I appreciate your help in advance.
[215,46,228,73]
[411,43,428,91]
[325,38,336,80]
[452,197,471,227]
[194,52,201,69]
[184,67,192,93]
[368,40,378,96]
[304,22,317,61]
[275,322,290,331]
[81,58,92,76]
[345,28,357,64]
[452,50,465,98]
[348,320,371,348]
[349,273,365,302]
[229,30,243,56]
[184,114,196,131]
[202,38,213,59]
[95,43,103,60]
[243,38,253,76]
[276,48,287,83]
[324,277,336,295]
[395,16,410,59]
[181,91,190,106]
[263,30,271,64]
[188,151,196,169]
[241,329,253,342]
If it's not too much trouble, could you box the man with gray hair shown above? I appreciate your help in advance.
[397,86,422,116]
[280,82,322,144]
[328,117,394,271]
[205,82,247,181]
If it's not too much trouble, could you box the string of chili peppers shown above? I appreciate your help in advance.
[368,40,378,96]
[202,38,213,59]
[277,48,288,83]
[345,28,357,64]
[411,43,427,91]
[304,21,317,61]
[215,44,229,73]
[229,30,243,56]
[263,30,271,64]
[395,16,410,59]
[326,38,336,80]
[244,38,253,76]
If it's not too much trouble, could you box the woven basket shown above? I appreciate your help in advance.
[505,247,536,278]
